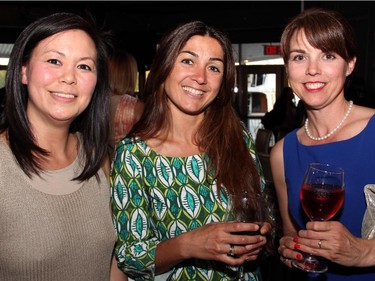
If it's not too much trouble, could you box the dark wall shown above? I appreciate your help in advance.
[312,1,375,107]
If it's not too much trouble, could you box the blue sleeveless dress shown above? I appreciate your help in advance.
[283,114,375,281]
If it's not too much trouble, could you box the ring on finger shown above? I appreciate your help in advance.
[318,239,322,249]
[227,244,235,257]
[280,256,290,264]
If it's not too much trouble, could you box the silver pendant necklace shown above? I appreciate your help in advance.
[304,100,353,141]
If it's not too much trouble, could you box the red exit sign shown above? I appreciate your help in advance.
[264,45,281,55]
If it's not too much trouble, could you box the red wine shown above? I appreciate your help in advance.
[232,230,260,236]
[300,184,344,221]
[231,223,262,236]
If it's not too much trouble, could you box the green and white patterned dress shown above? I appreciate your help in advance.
[110,129,266,281]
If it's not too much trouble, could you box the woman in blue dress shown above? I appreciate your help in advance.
[270,8,375,281]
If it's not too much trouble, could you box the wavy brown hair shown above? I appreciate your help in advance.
[108,50,138,96]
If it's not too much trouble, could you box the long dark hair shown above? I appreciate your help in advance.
[0,12,110,181]
[131,20,261,202]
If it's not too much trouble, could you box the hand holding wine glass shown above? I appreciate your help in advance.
[292,163,345,273]
[227,192,265,281]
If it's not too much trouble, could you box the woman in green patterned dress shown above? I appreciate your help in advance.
[110,21,273,281]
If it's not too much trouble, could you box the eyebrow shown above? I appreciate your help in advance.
[289,49,306,54]
[180,50,224,63]
[46,50,96,63]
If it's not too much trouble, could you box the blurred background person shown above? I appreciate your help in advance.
[261,86,301,141]
[108,50,144,149]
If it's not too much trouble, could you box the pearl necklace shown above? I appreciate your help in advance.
[304,100,353,141]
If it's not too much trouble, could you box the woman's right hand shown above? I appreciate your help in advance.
[278,234,303,267]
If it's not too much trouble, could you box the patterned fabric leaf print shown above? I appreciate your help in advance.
[151,188,167,219]
[190,220,202,230]
[129,181,143,207]
[186,266,196,279]
[113,176,129,209]
[197,265,211,280]
[169,267,183,280]
[186,156,205,183]
[143,158,156,186]
[205,214,221,224]
[166,189,180,218]
[172,158,187,185]
[212,182,223,204]
[199,185,215,213]
[117,243,127,263]
[181,186,200,218]
[169,221,187,237]
[136,138,151,155]
[155,157,173,187]
[124,150,142,177]
[118,212,129,239]
[132,244,147,258]
[130,209,148,239]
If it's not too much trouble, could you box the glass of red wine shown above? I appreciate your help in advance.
[292,162,345,273]
[226,192,264,280]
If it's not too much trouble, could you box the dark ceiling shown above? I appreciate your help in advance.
[0,1,373,69]
[0,1,302,41]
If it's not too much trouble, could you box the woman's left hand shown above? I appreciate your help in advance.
[296,221,374,267]
[243,222,272,261]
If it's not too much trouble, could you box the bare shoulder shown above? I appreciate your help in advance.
[354,104,375,115]
[352,104,375,125]
[270,137,284,165]
[346,104,375,137]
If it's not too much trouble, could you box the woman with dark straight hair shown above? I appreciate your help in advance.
[111,20,273,280]
[0,12,126,281]
[2,12,109,180]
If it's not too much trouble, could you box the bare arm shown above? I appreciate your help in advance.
[270,139,301,264]
[110,256,128,281]
[270,139,297,237]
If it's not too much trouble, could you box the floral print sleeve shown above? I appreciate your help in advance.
[110,139,159,280]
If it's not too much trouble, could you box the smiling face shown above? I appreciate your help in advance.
[286,29,356,108]
[22,29,97,127]
[163,35,224,117]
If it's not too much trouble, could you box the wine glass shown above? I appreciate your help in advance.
[227,192,264,281]
[292,162,345,273]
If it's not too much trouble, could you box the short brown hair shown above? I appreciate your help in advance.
[108,51,138,96]
[281,8,358,64]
